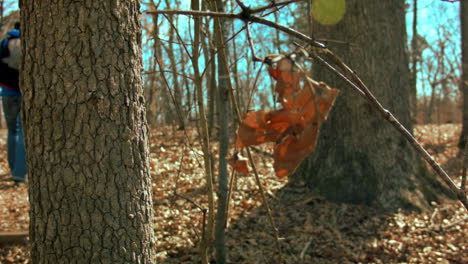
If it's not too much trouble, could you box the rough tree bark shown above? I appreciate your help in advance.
[459,0,468,151]
[297,0,447,211]
[21,1,155,262]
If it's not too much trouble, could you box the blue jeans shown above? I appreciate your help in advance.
[2,95,27,181]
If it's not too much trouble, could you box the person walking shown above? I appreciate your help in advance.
[0,22,27,184]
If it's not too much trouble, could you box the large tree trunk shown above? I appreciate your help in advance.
[459,0,468,151]
[297,0,445,211]
[21,1,155,262]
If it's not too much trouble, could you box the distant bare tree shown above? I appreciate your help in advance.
[459,0,468,151]
[410,0,418,124]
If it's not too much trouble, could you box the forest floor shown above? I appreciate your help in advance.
[0,124,467,263]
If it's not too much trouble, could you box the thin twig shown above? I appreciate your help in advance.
[146,9,238,19]
[249,0,304,15]
[299,235,314,260]
[145,7,325,48]
[250,146,274,158]
[462,143,467,192]
[149,36,194,46]
[262,1,298,18]
[162,14,193,61]
[247,15,325,48]
[172,146,187,194]
[153,55,204,166]
[410,214,468,234]
[246,150,285,261]
[246,63,265,111]
[143,70,195,81]
[234,0,248,11]
[442,216,468,229]
[200,24,246,79]
[225,169,237,228]
[174,193,205,212]
[170,147,207,247]
[245,22,264,62]
[312,54,365,97]
[153,57,186,135]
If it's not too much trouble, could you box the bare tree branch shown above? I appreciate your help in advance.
[146,9,238,19]
[143,70,195,81]
[146,3,326,49]
[250,0,305,14]
[245,22,263,62]
[462,146,467,192]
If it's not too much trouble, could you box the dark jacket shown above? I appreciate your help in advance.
[0,29,20,94]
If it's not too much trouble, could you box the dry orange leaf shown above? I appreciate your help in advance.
[231,57,339,177]
[227,153,249,174]
[236,111,280,148]
[236,109,306,149]
[268,58,301,98]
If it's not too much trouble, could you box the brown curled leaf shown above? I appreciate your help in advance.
[235,57,340,177]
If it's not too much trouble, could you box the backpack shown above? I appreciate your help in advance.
[0,29,20,60]
[0,37,12,59]
[0,33,20,91]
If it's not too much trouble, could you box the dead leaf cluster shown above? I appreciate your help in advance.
[233,57,339,177]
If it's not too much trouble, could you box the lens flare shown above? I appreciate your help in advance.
[311,0,346,25]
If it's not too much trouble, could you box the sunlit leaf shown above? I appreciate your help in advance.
[234,57,339,177]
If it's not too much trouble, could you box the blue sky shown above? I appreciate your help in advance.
[2,0,461,56]
[2,0,462,100]
[3,0,17,14]
[407,0,459,39]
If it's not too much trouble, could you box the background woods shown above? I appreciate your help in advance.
[0,0,467,263]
